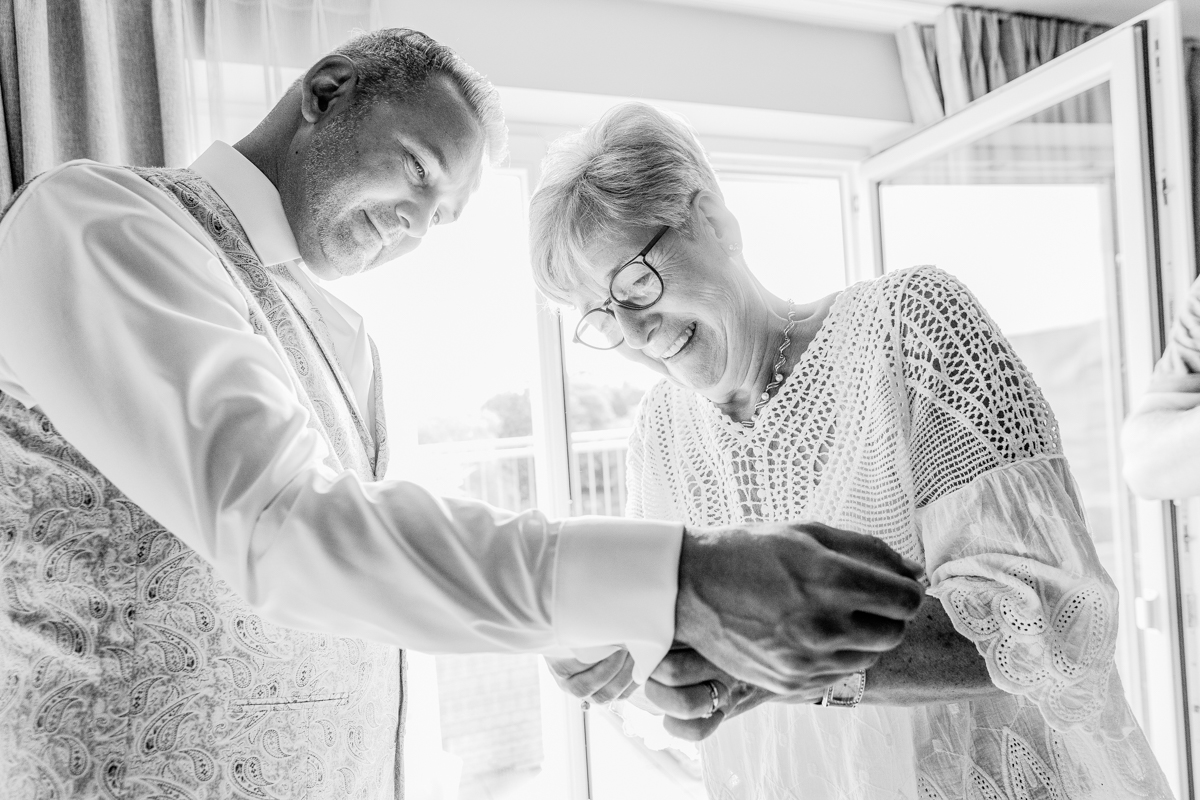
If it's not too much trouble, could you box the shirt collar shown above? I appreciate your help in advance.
[190,141,301,267]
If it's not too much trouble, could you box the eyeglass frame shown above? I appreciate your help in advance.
[572,225,671,350]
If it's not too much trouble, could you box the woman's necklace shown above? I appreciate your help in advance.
[741,301,798,429]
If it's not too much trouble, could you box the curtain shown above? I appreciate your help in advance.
[0,0,384,206]
[0,0,192,206]
[896,6,1110,126]
[189,0,380,147]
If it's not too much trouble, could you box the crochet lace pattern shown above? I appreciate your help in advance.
[627,266,1169,799]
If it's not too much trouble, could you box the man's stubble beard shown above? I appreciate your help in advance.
[303,113,370,277]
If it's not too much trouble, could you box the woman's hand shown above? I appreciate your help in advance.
[646,648,825,741]
[546,650,639,704]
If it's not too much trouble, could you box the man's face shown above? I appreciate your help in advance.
[293,74,487,280]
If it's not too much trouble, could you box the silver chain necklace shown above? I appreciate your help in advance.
[741,301,798,429]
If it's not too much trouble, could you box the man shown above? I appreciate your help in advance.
[0,29,923,797]
[1123,273,1200,499]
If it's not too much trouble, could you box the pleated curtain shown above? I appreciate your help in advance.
[896,9,1200,349]
[0,0,193,207]
[895,7,1110,126]
[0,0,383,208]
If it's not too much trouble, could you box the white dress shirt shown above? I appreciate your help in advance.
[0,146,682,680]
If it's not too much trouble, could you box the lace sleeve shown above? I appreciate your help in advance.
[896,266,1061,507]
[895,267,1115,731]
[921,458,1119,731]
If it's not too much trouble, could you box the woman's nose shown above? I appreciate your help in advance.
[612,305,658,349]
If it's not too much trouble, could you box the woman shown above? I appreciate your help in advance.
[528,103,1171,800]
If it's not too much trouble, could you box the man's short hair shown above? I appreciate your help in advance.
[528,102,720,305]
[334,28,508,165]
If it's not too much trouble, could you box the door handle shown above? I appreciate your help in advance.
[1135,593,1163,631]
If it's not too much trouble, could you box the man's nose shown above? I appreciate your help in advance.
[401,198,438,239]
[612,305,658,350]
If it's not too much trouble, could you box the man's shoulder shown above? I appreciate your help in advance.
[14,159,142,196]
[0,161,189,242]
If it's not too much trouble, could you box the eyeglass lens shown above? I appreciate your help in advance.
[576,308,624,349]
[574,226,668,350]
[611,261,663,308]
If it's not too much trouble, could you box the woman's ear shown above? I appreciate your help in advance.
[300,55,359,124]
[692,190,743,255]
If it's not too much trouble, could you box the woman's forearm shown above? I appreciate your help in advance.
[861,590,1004,706]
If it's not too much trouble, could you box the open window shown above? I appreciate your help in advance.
[856,4,1196,794]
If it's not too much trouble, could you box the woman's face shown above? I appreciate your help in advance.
[575,196,769,402]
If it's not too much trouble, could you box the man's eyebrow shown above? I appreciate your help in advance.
[412,139,448,173]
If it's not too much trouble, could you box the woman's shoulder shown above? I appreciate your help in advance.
[853,265,965,303]
[629,377,712,439]
[635,378,694,420]
[850,266,992,334]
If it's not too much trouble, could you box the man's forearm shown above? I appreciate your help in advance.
[1123,398,1200,499]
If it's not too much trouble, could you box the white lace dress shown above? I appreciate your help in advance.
[626,267,1172,799]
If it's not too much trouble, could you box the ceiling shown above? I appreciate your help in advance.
[640,0,1200,37]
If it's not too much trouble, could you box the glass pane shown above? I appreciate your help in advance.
[331,169,571,800]
[719,175,846,303]
[184,61,306,156]
[878,83,1152,730]
[563,175,848,798]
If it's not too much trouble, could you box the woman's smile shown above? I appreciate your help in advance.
[660,321,696,360]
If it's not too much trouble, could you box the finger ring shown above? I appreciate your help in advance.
[701,680,721,719]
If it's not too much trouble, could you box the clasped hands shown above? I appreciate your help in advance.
[548,521,925,740]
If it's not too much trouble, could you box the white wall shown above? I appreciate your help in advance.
[378,0,912,123]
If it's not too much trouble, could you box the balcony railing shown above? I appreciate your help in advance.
[412,428,631,517]
[411,427,635,794]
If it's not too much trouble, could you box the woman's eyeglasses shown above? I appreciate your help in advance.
[573,226,669,350]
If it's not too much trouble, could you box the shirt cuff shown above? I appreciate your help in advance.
[1133,387,1200,413]
[553,517,683,683]
[1147,370,1200,395]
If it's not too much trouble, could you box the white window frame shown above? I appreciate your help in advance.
[853,3,1195,795]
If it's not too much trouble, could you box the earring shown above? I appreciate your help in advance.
[728,242,741,253]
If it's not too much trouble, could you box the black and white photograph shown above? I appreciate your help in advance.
[0,0,1198,798]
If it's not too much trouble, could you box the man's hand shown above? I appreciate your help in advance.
[545,650,638,704]
[674,522,924,696]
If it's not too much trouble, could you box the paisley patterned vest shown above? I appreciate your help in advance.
[0,168,404,799]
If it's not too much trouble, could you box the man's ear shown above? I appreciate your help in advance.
[692,190,743,254]
[300,55,359,124]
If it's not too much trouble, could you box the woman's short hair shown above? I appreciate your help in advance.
[529,103,720,305]
[334,28,508,166]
